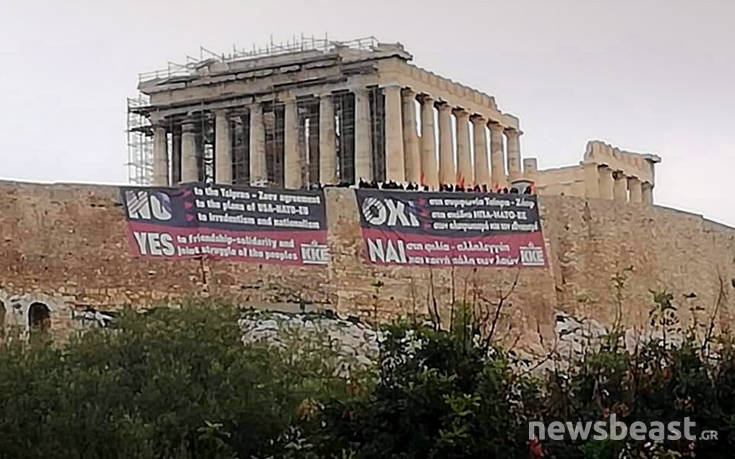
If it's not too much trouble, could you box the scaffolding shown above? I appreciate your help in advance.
[230,111,250,186]
[126,95,154,185]
[369,87,386,182]
[263,101,285,187]
[334,92,355,184]
[137,35,380,84]
[127,35,382,185]
[300,97,321,185]
[196,112,215,184]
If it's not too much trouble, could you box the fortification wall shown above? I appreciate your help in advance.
[1,180,733,352]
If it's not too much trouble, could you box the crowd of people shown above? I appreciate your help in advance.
[308,179,534,195]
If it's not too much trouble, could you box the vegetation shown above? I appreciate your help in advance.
[0,294,734,458]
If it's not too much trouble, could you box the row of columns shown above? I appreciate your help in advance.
[397,89,521,190]
[583,162,653,204]
[151,85,523,190]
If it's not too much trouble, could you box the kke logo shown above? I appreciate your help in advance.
[300,241,329,265]
[361,197,420,227]
[520,243,545,266]
[125,190,173,221]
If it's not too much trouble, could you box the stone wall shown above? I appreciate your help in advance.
[1,180,733,352]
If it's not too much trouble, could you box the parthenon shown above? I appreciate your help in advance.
[128,36,659,203]
[130,37,523,191]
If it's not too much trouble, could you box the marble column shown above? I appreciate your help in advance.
[454,109,472,187]
[642,183,654,204]
[628,177,643,203]
[180,121,199,183]
[152,125,168,186]
[353,88,373,182]
[613,171,627,202]
[171,127,181,184]
[505,129,523,182]
[598,166,615,200]
[382,85,405,183]
[471,115,489,187]
[284,98,302,189]
[249,103,267,186]
[436,102,454,185]
[488,123,505,189]
[402,89,421,184]
[318,94,337,185]
[583,161,599,198]
[214,110,232,184]
[505,128,522,182]
[419,94,438,188]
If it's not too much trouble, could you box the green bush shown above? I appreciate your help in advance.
[308,296,735,458]
[0,301,369,459]
[312,323,542,458]
[1,294,735,458]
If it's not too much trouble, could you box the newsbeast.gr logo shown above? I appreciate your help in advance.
[529,415,718,442]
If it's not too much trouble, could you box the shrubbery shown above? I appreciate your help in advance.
[1,295,734,458]
[0,302,364,458]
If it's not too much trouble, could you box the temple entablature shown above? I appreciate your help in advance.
[525,141,661,205]
[582,140,660,185]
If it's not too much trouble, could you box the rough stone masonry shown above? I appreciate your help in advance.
[1,180,733,354]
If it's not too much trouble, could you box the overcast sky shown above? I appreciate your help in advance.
[1,0,733,224]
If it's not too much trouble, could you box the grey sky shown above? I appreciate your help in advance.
[1,0,733,224]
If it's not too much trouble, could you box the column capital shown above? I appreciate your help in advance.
[487,122,505,134]
[452,107,470,118]
[181,121,196,133]
[504,127,523,137]
[434,100,452,112]
[351,86,370,96]
[401,87,417,99]
[150,114,169,129]
[417,93,434,104]
[470,113,486,125]
[279,92,298,103]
